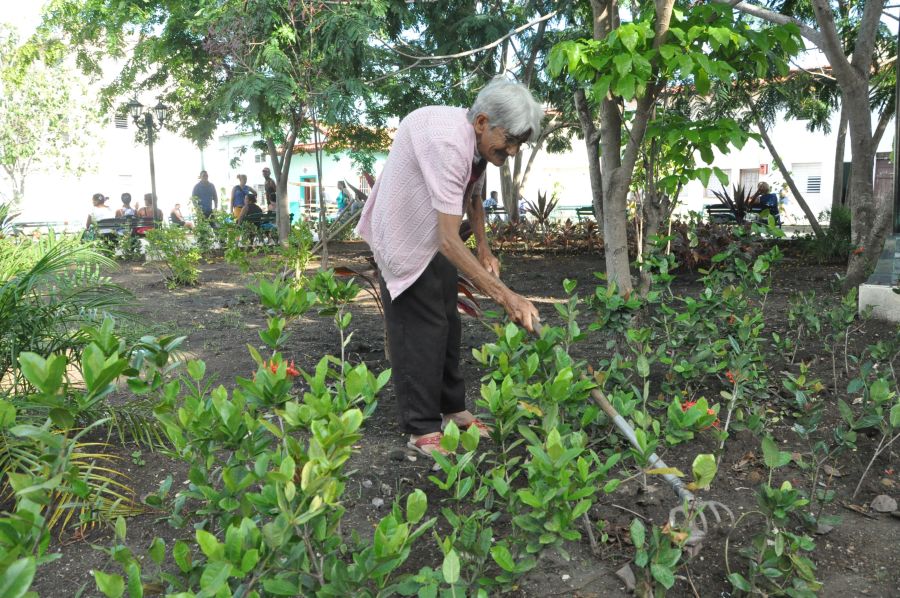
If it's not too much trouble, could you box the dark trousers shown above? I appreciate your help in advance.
[381,253,466,435]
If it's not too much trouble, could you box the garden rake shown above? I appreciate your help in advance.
[530,322,733,549]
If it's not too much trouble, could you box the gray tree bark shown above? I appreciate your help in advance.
[266,123,299,245]
[574,88,603,223]
[831,105,849,216]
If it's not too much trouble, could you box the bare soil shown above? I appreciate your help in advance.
[32,241,899,597]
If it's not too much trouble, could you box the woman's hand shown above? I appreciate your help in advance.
[478,249,501,277]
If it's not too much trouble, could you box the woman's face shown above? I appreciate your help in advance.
[473,114,529,167]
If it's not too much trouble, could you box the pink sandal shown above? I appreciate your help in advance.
[406,433,448,457]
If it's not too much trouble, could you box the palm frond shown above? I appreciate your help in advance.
[0,433,143,534]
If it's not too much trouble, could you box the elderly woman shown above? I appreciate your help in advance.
[356,78,542,459]
[752,182,781,226]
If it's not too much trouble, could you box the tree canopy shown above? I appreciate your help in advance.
[0,24,99,206]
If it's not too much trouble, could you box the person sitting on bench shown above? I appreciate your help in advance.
[236,192,262,225]
[136,193,164,221]
[170,203,193,228]
[750,182,781,226]
[86,193,116,236]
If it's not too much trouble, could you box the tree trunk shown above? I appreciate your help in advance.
[600,95,632,293]
[872,105,892,150]
[843,83,888,289]
[831,105,849,217]
[574,88,603,223]
[753,112,825,236]
[592,0,676,296]
[267,126,298,245]
[592,0,633,293]
[10,177,24,208]
[725,0,888,288]
[499,162,518,221]
[310,110,329,269]
[638,191,670,295]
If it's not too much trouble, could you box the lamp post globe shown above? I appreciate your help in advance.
[127,98,143,121]
[153,102,168,126]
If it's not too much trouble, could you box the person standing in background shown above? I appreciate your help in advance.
[192,171,218,218]
[336,180,349,213]
[263,168,277,212]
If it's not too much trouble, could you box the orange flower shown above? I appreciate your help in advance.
[681,401,720,429]
[267,360,299,377]
[725,370,736,384]
[852,247,865,256]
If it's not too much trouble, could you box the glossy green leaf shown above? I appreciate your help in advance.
[93,570,124,598]
[0,558,36,598]
[442,549,460,585]
[691,454,717,490]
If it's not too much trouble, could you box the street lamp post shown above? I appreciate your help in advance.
[127,99,168,219]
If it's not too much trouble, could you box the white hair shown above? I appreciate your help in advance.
[467,78,543,143]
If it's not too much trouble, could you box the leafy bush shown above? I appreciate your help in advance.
[145,225,201,288]
[795,207,852,264]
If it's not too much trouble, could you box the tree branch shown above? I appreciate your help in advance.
[713,1,826,48]
[846,0,886,78]
[522,16,548,88]
[376,10,559,62]
[807,0,858,83]
[872,105,893,148]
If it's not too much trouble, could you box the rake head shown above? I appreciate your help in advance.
[669,499,735,555]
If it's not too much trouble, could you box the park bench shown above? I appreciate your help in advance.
[704,204,738,224]
[243,211,293,244]
[86,217,159,244]
[10,221,70,236]
[575,206,596,222]
[704,204,777,225]
[485,206,507,220]
[93,217,159,236]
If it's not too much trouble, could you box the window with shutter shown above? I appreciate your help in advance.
[791,162,823,195]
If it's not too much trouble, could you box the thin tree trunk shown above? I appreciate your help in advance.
[843,83,884,289]
[267,124,298,245]
[310,108,328,269]
[574,88,604,223]
[872,106,892,150]
[499,162,518,221]
[831,105,849,216]
[752,112,825,236]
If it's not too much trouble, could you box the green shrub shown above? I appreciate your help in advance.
[145,225,201,288]
[796,207,851,264]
